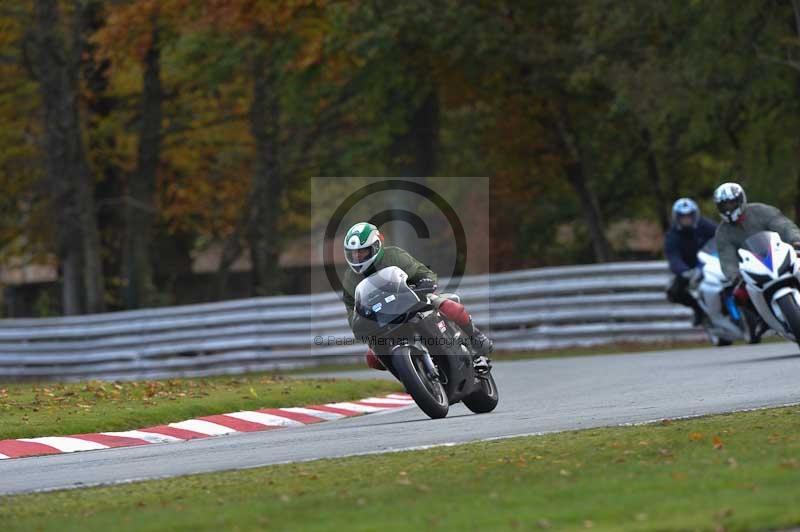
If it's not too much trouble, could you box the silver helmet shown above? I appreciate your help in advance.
[713,182,747,223]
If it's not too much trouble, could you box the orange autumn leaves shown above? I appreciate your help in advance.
[688,431,725,450]
[87,0,332,242]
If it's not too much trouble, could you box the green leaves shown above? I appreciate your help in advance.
[6,0,800,311]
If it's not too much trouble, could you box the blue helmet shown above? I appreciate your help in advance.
[671,198,700,229]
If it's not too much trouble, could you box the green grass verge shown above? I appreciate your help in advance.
[0,375,400,440]
[4,406,800,531]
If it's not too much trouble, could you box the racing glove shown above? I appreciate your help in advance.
[411,277,438,296]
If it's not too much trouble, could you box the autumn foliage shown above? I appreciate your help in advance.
[2,0,800,316]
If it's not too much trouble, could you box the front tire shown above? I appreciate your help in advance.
[393,348,449,419]
[463,372,499,414]
[776,294,800,345]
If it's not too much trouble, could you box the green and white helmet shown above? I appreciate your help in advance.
[344,222,384,274]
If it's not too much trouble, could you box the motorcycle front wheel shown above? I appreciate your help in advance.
[776,294,800,346]
[393,347,449,419]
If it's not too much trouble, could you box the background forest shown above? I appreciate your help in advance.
[2,0,800,317]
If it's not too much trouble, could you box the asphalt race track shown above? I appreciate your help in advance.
[2,341,800,495]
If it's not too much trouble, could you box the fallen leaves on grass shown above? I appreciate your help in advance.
[688,432,705,442]
[5,376,298,412]
[3,375,399,440]
[714,508,734,519]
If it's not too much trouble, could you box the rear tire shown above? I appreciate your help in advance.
[393,349,449,419]
[741,308,762,345]
[776,294,800,345]
[702,318,732,347]
[463,372,499,414]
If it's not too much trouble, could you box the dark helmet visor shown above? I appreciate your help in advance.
[677,213,697,228]
[717,198,741,214]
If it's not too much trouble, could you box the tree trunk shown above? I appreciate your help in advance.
[795,163,800,223]
[642,128,670,230]
[72,0,105,314]
[215,194,252,298]
[78,145,105,313]
[384,87,440,253]
[410,89,439,178]
[124,18,162,309]
[552,103,613,262]
[83,0,124,310]
[247,45,283,296]
[793,1,800,222]
[564,163,614,262]
[32,0,105,314]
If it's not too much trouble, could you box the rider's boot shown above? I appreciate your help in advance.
[691,304,705,327]
[464,319,493,372]
[434,298,493,372]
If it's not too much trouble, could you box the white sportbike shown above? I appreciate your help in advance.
[692,240,760,346]
[738,231,800,345]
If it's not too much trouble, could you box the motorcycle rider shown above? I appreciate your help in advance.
[664,198,718,326]
[341,222,493,372]
[714,182,800,297]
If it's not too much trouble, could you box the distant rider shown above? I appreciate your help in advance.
[664,198,718,326]
[341,222,493,372]
[714,182,800,291]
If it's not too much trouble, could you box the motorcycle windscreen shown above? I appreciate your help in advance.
[742,231,775,269]
[354,267,421,329]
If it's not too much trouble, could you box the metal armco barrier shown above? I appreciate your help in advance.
[0,261,701,381]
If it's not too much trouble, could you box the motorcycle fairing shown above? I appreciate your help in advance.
[354,266,421,329]
[738,231,800,339]
[738,232,795,289]
[693,239,747,342]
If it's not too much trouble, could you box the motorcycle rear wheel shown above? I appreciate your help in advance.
[393,348,449,419]
[741,308,762,345]
[702,317,732,347]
